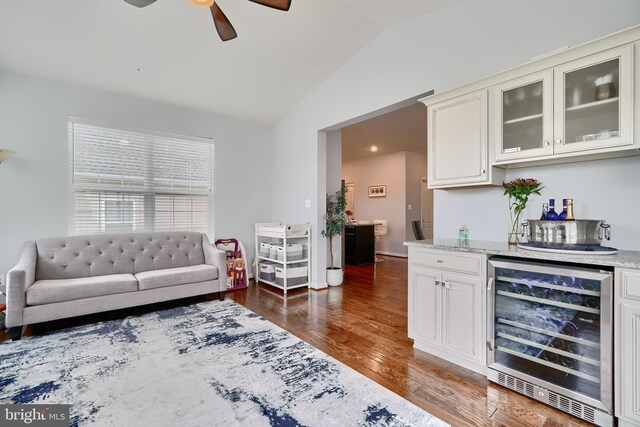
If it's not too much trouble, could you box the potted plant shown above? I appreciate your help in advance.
[503,178,544,244]
[322,187,349,286]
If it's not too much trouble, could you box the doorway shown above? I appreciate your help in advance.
[421,177,434,240]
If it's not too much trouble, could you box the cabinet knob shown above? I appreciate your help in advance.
[481,169,486,174]
[555,138,563,145]
[543,140,550,147]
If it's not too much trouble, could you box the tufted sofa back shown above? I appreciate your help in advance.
[34,231,207,280]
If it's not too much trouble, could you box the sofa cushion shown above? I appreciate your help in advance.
[34,231,206,280]
[135,265,219,291]
[26,274,138,306]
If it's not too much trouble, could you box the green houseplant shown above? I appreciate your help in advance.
[322,187,349,286]
[503,178,544,244]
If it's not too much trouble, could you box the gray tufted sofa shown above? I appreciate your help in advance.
[5,231,227,340]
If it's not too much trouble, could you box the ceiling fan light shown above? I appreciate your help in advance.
[189,0,215,7]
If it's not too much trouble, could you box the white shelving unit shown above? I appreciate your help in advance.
[255,223,311,294]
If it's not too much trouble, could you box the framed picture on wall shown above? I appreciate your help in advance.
[368,185,386,198]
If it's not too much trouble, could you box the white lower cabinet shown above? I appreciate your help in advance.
[409,266,440,345]
[408,248,486,374]
[616,268,640,427]
[441,271,482,359]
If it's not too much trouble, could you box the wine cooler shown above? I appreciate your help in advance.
[487,258,613,427]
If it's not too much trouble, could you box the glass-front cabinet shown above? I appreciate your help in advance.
[494,45,633,163]
[494,71,554,161]
[554,45,633,154]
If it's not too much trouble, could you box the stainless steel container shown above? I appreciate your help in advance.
[522,219,611,245]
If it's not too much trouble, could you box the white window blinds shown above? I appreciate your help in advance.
[69,119,213,236]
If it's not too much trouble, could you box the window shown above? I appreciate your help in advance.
[69,118,213,236]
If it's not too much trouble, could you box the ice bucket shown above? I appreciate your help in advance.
[522,220,611,245]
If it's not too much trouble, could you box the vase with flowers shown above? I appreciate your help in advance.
[503,178,544,244]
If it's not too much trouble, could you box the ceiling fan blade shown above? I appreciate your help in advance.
[248,0,291,12]
[210,3,238,41]
[124,0,158,8]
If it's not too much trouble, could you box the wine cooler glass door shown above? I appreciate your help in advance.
[488,259,613,414]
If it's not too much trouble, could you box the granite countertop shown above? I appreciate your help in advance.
[404,238,640,269]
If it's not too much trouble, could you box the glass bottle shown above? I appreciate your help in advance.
[559,199,568,220]
[547,199,559,220]
[566,199,575,221]
[458,223,469,243]
[540,202,549,220]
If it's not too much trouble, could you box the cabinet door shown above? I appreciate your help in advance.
[554,45,633,154]
[441,272,483,362]
[620,303,640,424]
[494,70,554,162]
[427,90,488,188]
[408,265,441,345]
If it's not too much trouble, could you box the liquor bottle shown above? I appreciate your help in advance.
[566,199,575,221]
[559,199,568,220]
[540,202,549,220]
[547,199,559,220]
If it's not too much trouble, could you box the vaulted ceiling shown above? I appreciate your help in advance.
[0,0,464,125]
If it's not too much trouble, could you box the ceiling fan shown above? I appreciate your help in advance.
[124,0,292,42]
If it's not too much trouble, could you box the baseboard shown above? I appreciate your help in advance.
[413,339,487,375]
[309,282,328,290]
[376,251,408,258]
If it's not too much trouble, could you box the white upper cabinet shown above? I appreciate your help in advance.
[554,45,633,154]
[494,70,554,162]
[425,90,504,189]
[494,45,634,165]
[425,27,640,179]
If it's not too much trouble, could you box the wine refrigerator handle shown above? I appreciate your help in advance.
[487,277,494,290]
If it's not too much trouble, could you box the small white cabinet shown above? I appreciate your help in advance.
[493,70,554,162]
[615,268,640,427]
[424,90,504,189]
[408,247,486,374]
[255,223,311,294]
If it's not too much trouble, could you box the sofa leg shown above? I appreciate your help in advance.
[9,326,22,341]
[219,291,225,301]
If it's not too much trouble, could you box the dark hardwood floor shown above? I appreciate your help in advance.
[229,256,592,427]
[1,255,593,426]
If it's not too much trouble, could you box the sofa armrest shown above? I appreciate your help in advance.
[202,235,227,291]
[6,241,37,328]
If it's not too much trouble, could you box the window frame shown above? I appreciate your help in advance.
[67,116,215,237]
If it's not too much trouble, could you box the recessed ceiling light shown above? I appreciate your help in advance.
[369,146,378,152]
[135,67,143,72]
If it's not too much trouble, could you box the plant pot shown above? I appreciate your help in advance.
[327,267,343,287]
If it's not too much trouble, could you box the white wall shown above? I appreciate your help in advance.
[325,130,342,270]
[435,156,640,248]
[343,151,412,256]
[0,71,273,284]
[272,0,640,271]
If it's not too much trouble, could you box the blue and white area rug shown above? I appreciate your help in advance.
[0,300,448,426]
